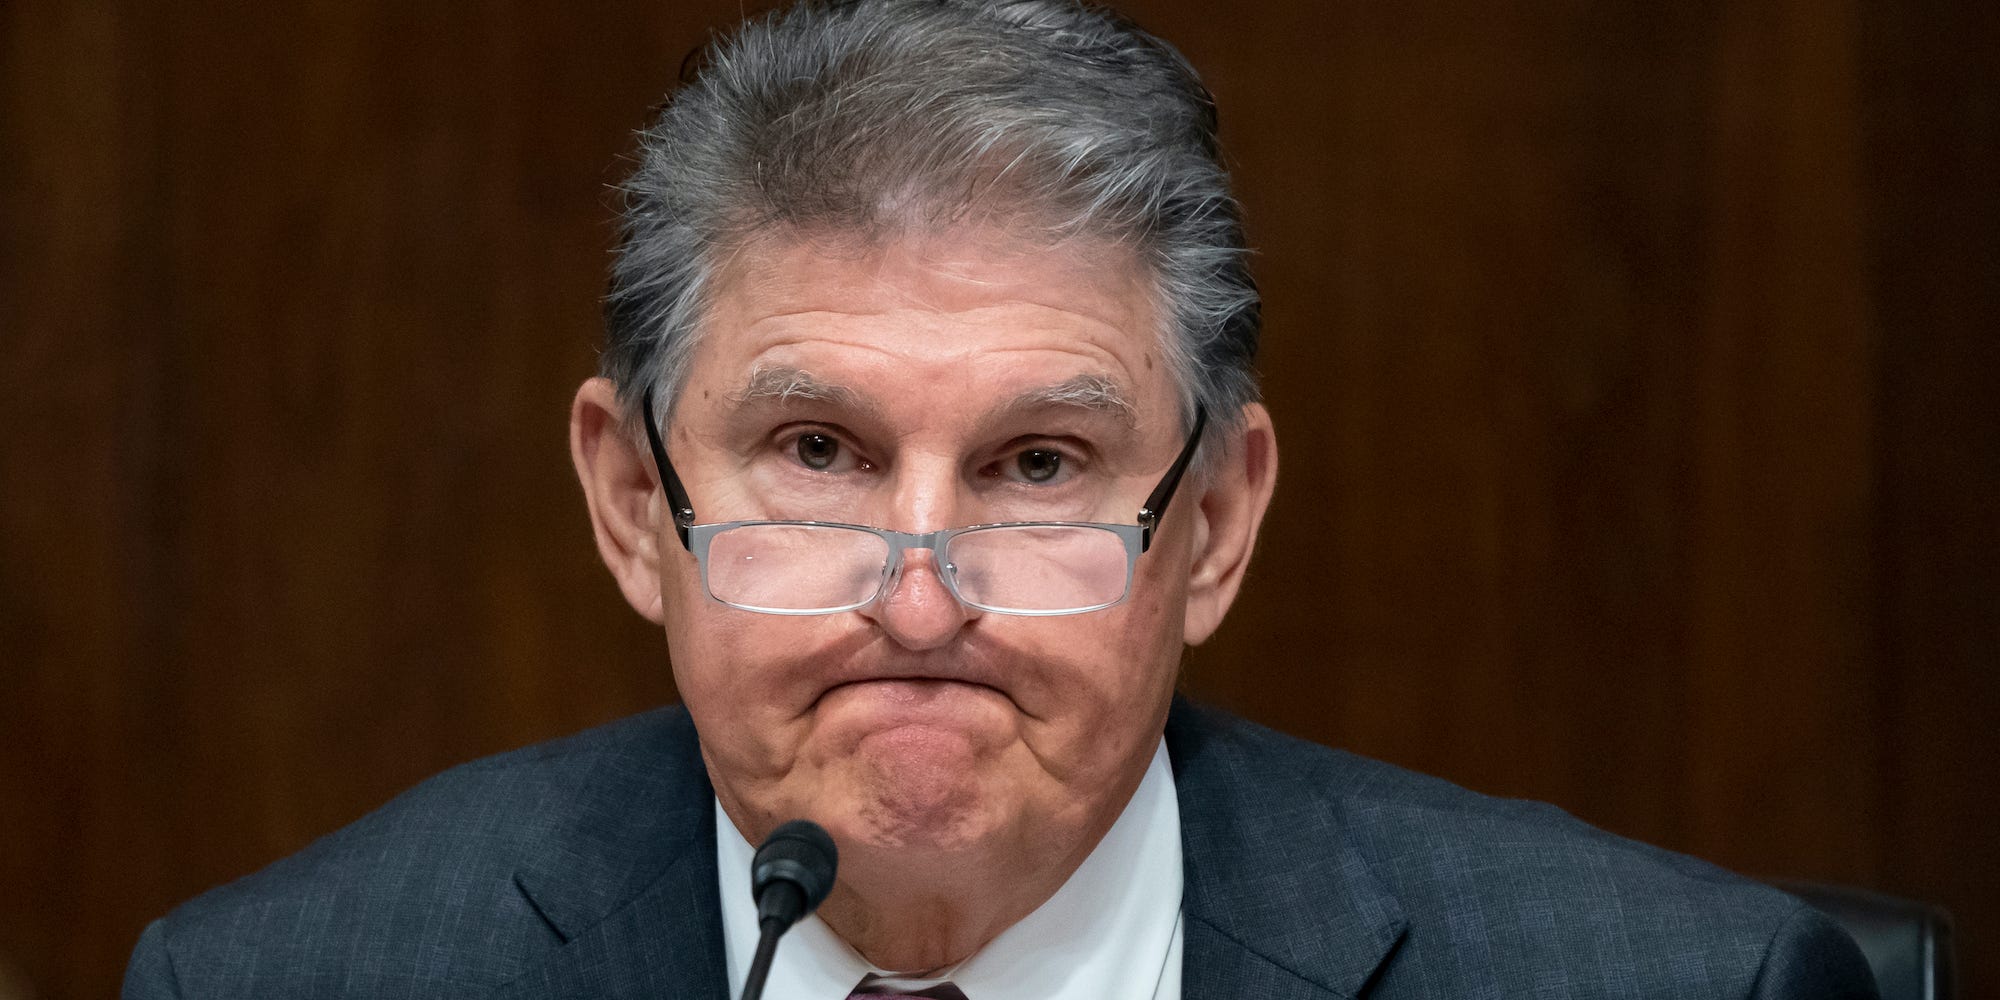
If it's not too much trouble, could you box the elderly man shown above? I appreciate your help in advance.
[125,1,1877,998]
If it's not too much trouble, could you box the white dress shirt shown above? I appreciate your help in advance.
[718,739,1184,1000]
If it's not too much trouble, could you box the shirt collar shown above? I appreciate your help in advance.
[717,739,1184,1000]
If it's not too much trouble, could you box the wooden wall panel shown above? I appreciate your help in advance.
[1684,0,1877,879]
[3,3,134,994]
[2,0,1992,997]
[1863,0,2000,979]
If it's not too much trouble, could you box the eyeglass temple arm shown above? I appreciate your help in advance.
[641,388,698,549]
[1137,404,1208,552]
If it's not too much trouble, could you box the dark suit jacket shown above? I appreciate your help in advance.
[124,700,1878,998]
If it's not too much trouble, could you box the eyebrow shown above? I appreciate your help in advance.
[734,366,867,411]
[732,366,1136,426]
[994,374,1137,426]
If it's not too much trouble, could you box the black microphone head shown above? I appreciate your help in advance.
[751,819,839,929]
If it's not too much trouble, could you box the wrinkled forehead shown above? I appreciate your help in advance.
[709,225,1157,330]
[680,227,1180,427]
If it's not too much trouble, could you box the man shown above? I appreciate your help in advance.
[125,1,1878,997]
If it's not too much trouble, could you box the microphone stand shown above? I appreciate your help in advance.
[739,820,838,1000]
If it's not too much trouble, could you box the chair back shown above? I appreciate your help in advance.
[1774,881,1955,1000]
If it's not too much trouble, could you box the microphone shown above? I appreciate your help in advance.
[740,819,839,1000]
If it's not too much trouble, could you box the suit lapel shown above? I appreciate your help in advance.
[1169,700,1408,1000]
[485,700,1403,999]
[492,707,730,1000]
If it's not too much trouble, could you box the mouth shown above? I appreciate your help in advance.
[816,648,1011,702]
[821,675,1006,702]
[828,674,998,690]
[806,640,1027,726]
[815,676,1014,727]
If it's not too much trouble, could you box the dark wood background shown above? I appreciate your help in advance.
[3,1,1993,997]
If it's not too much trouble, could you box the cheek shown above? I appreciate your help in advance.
[1059,540,1192,729]
[999,609,1182,768]
[662,585,871,768]
[1131,520,1194,642]
[660,561,783,738]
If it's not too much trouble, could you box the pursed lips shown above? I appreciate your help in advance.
[820,675,1008,702]
[811,668,1022,726]
[815,644,1010,698]
[802,640,1031,721]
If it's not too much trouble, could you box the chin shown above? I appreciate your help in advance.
[830,729,1007,854]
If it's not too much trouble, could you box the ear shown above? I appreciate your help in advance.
[571,377,668,624]
[1182,402,1278,645]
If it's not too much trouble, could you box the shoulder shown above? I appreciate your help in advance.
[1167,701,1877,998]
[1170,699,1785,900]
[131,705,705,999]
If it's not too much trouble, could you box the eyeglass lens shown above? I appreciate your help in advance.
[705,524,891,612]
[947,525,1131,613]
[702,523,1132,614]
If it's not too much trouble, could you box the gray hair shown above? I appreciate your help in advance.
[601,0,1260,438]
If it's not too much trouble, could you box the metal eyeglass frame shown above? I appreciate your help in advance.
[639,387,1208,615]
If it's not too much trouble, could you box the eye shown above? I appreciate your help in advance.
[1015,449,1063,483]
[795,432,840,470]
[983,439,1089,487]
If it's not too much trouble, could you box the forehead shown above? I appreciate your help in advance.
[684,230,1173,417]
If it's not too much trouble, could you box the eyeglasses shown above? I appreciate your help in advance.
[641,388,1206,616]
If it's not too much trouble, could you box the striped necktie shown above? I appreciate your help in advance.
[847,974,971,1000]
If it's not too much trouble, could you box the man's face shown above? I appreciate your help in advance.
[657,230,1196,878]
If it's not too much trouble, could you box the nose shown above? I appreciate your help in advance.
[859,547,979,650]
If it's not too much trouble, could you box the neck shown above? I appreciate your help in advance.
[816,835,1099,973]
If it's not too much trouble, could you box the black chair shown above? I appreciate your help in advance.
[1773,882,1956,1000]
